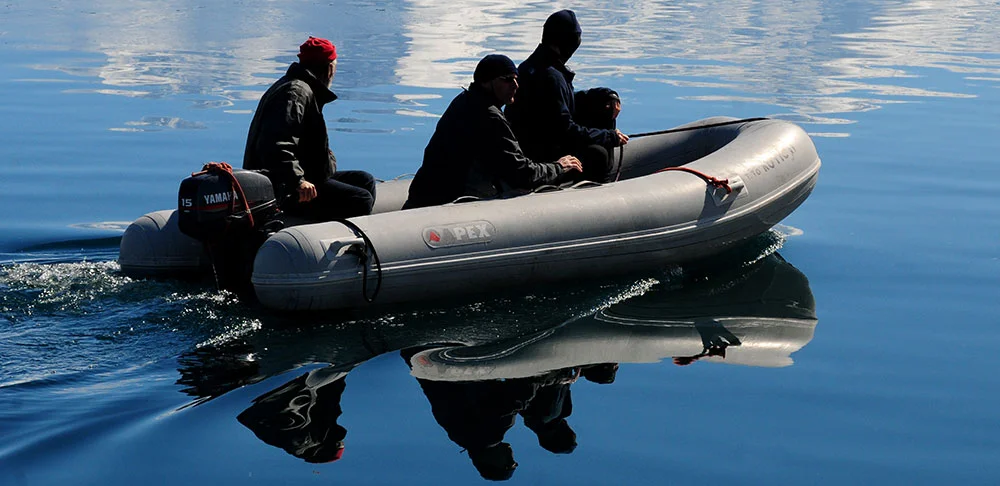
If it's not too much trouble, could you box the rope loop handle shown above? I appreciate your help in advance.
[656,166,732,194]
[192,161,255,228]
[335,219,383,304]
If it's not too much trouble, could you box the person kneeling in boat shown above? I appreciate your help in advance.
[505,9,628,182]
[243,36,376,221]
[402,54,583,210]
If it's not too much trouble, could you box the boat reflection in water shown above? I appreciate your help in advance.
[223,250,816,479]
[412,252,818,381]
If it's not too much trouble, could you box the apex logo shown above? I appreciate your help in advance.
[422,221,496,248]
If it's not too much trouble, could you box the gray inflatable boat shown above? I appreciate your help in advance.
[119,116,820,311]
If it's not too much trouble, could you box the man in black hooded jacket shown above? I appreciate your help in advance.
[403,54,581,209]
[505,10,629,182]
[244,37,375,221]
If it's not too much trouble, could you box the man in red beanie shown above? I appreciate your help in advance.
[244,36,375,221]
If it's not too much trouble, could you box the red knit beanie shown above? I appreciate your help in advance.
[298,36,337,63]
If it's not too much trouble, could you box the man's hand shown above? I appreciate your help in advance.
[556,155,583,173]
[615,129,629,146]
[297,180,318,202]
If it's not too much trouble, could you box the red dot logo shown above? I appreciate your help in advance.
[429,231,441,242]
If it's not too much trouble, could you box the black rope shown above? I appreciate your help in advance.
[613,142,625,182]
[628,117,769,139]
[334,218,383,303]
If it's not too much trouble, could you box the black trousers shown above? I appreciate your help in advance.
[286,170,376,221]
[574,144,612,183]
[572,86,619,183]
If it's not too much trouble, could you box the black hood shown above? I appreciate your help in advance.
[542,9,582,62]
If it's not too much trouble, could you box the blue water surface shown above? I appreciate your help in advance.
[2,1,999,484]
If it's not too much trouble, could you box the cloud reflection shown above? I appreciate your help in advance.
[5,0,998,128]
[393,0,999,122]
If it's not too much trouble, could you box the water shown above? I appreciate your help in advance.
[1,1,999,484]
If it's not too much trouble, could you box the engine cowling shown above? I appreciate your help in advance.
[177,167,282,300]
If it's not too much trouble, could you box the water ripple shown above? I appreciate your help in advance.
[0,260,259,388]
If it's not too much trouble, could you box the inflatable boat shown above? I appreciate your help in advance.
[119,116,821,311]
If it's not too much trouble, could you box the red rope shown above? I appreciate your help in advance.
[191,162,255,228]
[655,166,732,194]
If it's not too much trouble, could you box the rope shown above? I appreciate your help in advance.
[628,117,768,139]
[191,161,255,229]
[334,218,383,303]
[613,143,625,182]
[611,117,767,183]
[656,166,732,194]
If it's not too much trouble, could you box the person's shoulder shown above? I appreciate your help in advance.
[451,88,472,102]
[266,77,312,101]
[521,61,561,78]
[545,65,567,81]
[485,104,506,119]
[538,66,569,90]
[286,78,313,95]
[483,105,516,134]
[441,88,473,114]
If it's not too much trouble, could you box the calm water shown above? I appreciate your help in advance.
[2,1,999,484]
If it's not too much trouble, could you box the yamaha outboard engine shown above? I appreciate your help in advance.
[177,162,282,299]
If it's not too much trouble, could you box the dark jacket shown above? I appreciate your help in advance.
[505,45,617,162]
[415,378,538,451]
[403,84,565,209]
[236,370,348,463]
[243,62,338,197]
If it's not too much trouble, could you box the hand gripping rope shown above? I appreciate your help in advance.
[191,161,255,229]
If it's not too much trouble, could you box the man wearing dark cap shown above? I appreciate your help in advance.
[403,54,582,209]
[505,9,629,182]
[244,36,376,221]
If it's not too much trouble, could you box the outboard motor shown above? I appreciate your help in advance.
[177,162,282,299]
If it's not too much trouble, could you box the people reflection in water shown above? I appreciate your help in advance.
[236,366,349,463]
[403,348,616,481]
[522,363,618,456]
